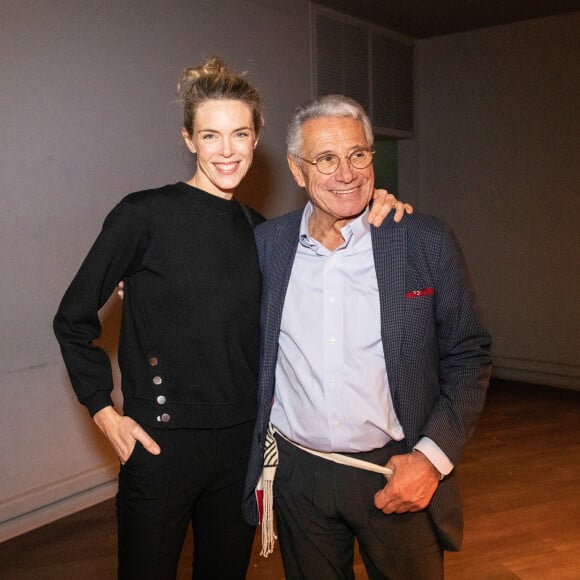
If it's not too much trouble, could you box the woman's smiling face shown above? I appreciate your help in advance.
[183,99,259,199]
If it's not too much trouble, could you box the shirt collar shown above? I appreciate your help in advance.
[299,202,371,254]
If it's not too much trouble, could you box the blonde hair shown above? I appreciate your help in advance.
[178,57,264,137]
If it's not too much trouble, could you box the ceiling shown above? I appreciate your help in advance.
[314,0,580,38]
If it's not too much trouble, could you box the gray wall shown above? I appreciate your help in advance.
[1,0,579,540]
[407,13,580,389]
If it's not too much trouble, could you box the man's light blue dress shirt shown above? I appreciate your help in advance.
[270,203,453,476]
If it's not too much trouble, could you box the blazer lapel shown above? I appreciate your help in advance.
[372,225,406,380]
[260,214,302,401]
[269,213,301,318]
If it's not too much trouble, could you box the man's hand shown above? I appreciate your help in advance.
[373,451,439,514]
[368,189,413,227]
[93,406,161,464]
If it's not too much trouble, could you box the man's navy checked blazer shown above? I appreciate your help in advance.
[242,209,492,551]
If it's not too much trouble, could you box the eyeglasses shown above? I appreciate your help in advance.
[298,148,375,175]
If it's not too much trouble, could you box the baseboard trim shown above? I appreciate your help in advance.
[492,356,580,391]
[0,467,117,543]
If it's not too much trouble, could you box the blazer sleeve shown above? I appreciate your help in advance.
[53,200,149,416]
[420,223,492,464]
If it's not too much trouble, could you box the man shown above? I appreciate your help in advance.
[242,94,492,579]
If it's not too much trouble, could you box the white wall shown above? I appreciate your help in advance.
[0,0,311,541]
[402,12,580,390]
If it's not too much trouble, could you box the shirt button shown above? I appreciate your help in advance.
[149,357,158,366]
[152,376,162,385]
[329,338,336,344]
[156,395,166,405]
[156,413,171,423]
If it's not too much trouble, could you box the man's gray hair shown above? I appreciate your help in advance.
[286,94,374,157]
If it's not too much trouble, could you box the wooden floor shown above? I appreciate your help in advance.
[1,379,579,579]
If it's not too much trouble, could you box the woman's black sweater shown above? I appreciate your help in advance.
[54,182,263,429]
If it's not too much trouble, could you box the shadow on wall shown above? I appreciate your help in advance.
[95,293,123,355]
[236,147,277,215]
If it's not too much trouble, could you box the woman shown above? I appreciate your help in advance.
[54,57,409,579]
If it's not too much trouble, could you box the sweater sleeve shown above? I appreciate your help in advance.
[53,200,149,416]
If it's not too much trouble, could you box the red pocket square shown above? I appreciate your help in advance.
[405,288,434,298]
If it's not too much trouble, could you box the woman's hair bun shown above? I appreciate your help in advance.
[178,57,227,98]
[178,56,264,136]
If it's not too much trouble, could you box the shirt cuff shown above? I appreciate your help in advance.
[414,437,454,479]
